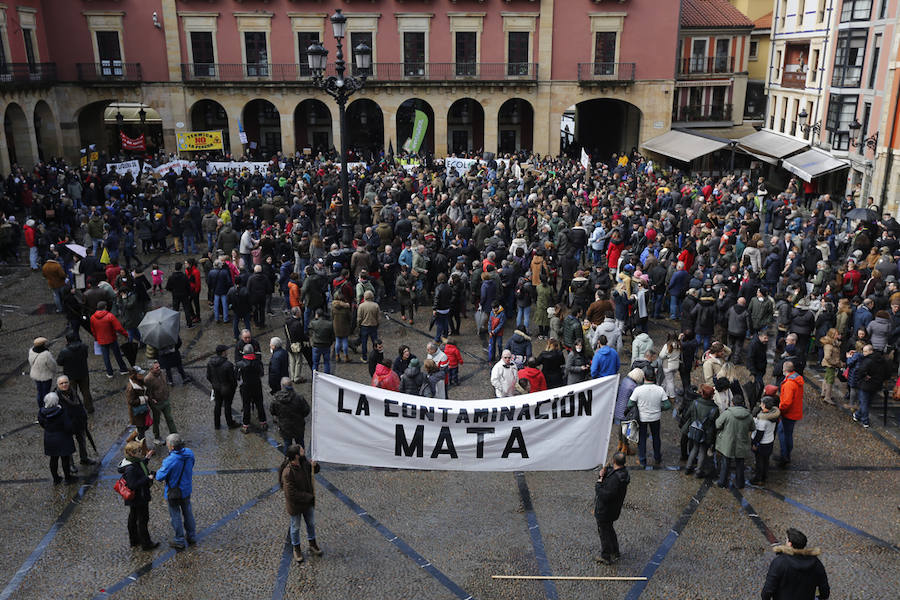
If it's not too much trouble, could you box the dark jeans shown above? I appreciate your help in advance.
[359,325,377,359]
[189,293,201,322]
[777,417,796,461]
[638,420,661,465]
[753,442,773,482]
[283,433,305,449]
[855,389,873,426]
[686,441,711,475]
[100,342,128,376]
[232,313,252,340]
[74,428,89,461]
[596,520,620,560]
[251,298,266,326]
[128,502,152,547]
[434,313,450,342]
[717,455,746,488]
[72,376,94,413]
[241,390,266,425]
[35,379,52,410]
[727,334,745,362]
[213,388,237,428]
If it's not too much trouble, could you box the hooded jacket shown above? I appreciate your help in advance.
[39,404,74,457]
[779,371,804,420]
[505,330,532,366]
[400,363,426,395]
[866,316,891,352]
[270,387,310,439]
[819,332,841,369]
[691,295,718,335]
[490,359,518,397]
[371,363,401,391]
[57,340,90,381]
[761,545,830,600]
[90,310,128,345]
[206,354,237,394]
[518,366,547,393]
[591,345,621,378]
[714,404,754,458]
[726,303,750,336]
[631,332,653,364]
[117,456,153,506]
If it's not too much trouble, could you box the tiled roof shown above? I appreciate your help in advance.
[681,0,756,28]
[754,11,773,29]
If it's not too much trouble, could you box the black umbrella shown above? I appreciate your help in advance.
[846,207,878,222]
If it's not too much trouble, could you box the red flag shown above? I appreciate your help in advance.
[119,131,146,151]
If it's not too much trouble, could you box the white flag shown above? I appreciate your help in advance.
[581,147,590,170]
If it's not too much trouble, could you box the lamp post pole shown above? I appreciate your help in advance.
[308,9,371,246]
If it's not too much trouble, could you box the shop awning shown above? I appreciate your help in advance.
[781,148,849,182]
[641,130,730,163]
[736,129,808,159]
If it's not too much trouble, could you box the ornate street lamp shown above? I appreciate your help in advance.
[848,118,879,152]
[797,108,821,142]
[307,8,372,245]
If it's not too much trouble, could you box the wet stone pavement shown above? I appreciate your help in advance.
[0,254,899,599]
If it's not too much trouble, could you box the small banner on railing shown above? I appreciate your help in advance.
[176,130,224,152]
[119,132,146,151]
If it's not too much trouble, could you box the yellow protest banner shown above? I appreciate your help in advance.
[176,131,224,152]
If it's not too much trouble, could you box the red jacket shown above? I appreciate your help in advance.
[23,225,36,248]
[444,344,464,368]
[106,264,122,285]
[518,366,547,393]
[607,240,624,269]
[90,310,128,345]
[371,363,400,391]
[186,266,202,295]
[779,371,804,421]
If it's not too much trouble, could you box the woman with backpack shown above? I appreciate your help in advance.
[116,438,159,550]
[681,384,719,478]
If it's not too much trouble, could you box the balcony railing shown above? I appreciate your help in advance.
[577,63,636,83]
[781,69,808,89]
[76,62,143,82]
[679,56,736,75]
[181,62,538,83]
[0,62,57,85]
[673,103,734,123]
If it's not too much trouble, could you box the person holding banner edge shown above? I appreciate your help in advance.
[594,451,630,565]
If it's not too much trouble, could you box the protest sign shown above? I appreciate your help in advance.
[310,372,618,471]
[176,130,224,152]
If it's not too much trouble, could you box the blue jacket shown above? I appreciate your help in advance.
[853,306,873,333]
[668,270,689,298]
[591,345,620,378]
[207,267,232,296]
[156,447,195,500]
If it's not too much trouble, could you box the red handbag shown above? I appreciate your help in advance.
[114,477,135,501]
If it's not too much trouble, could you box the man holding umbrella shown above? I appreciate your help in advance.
[55,375,96,466]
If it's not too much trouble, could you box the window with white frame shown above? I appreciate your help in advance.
[826,94,858,150]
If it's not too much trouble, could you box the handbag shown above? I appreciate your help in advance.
[622,421,639,444]
[686,402,717,444]
[167,462,186,502]
[114,476,135,501]
[132,403,149,416]
[144,412,153,427]
[660,397,673,411]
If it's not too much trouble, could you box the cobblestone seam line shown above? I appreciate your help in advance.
[514,471,558,600]
[0,426,132,600]
[271,532,293,600]
[623,479,712,600]
[384,313,490,364]
[315,473,477,600]
[93,484,282,599]
[749,485,900,552]
[728,487,779,545]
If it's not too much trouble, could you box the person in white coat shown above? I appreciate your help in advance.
[657,333,681,399]
[29,337,58,411]
[627,369,667,467]
[595,316,622,354]
[631,332,653,367]
[490,349,519,398]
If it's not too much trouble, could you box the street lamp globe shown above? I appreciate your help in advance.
[307,43,328,76]
[354,42,372,72]
[330,9,347,40]
[797,108,808,122]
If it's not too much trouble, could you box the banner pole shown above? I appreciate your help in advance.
[492,575,648,582]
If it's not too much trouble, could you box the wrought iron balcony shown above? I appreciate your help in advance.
[0,62,56,85]
[673,103,734,123]
[76,62,143,82]
[180,62,538,83]
[577,63,636,83]
[678,56,736,75]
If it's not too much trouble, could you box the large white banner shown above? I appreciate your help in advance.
[206,161,285,174]
[445,157,510,176]
[310,372,618,471]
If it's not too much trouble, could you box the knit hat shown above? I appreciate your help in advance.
[215,344,229,354]
[763,384,779,397]
[409,358,421,369]
[33,337,48,347]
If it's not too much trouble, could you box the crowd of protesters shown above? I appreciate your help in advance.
[8,143,888,590]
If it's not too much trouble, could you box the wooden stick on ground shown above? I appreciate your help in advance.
[492,575,648,582]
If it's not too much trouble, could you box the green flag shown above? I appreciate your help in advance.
[403,109,428,154]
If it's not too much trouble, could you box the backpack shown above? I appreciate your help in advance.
[419,378,436,398]
[687,401,717,444]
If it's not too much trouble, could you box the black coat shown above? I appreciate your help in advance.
[57,388,88,432]
[165,271,190,298]
[118,458,153,506]
[206,355,237,394]
[57,341,90,380]
[236,356,264,396]
[268,348,289,392]
[747,338,768,377]
[270,388,310,439]
[761,546,830,600]
[594,466,630,522]
[38,405,74,457]
[856,352,888,392]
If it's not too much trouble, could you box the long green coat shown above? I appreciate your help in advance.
[533,283,553,328]
[714,406,754,459]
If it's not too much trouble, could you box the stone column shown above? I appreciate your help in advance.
[160,0,183,82]
[280,111,295,157]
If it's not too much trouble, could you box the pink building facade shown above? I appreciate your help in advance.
[0,0,680,170]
